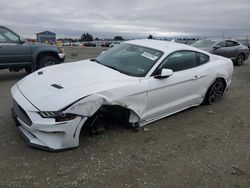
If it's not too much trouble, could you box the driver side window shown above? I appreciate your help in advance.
[157,51,196,72]
[0,28,19,43]
[217,41,226,47]
[0,34,5,43]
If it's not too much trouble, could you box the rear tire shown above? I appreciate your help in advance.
[203,79,225,105]
[37,56,59,69]
[234,53,245,66]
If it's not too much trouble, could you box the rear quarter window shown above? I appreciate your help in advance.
[197,53,209,66]
[226,40,240,47]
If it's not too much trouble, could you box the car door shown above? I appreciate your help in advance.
[143,51,208,121]
[225,40,240,59]
[212,40,229,58]
[0,27,32,65]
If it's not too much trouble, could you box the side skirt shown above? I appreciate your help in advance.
[138,103,201,127]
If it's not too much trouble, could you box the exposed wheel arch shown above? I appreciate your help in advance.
[79,105,136,135]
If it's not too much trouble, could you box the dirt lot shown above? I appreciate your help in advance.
[1,47,250,187]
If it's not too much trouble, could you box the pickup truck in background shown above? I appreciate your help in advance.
[0,26,65,73]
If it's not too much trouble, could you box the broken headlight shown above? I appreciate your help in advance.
[39,111,58,118]
[39,111,77,122]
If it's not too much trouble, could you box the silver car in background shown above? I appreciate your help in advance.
[191,39,249,66]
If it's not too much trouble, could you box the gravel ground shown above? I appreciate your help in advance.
[0,47,250,187]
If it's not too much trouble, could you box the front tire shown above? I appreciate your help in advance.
[37,56,59,69]
[25,66,32,74]
[234,53,245,66]
[203,79,225,105]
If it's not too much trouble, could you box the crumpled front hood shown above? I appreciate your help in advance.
[17,60,139,111]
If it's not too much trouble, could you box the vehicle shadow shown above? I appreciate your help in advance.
[0,70,27,82]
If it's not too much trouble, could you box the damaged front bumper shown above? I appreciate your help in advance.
[11,84,87,151]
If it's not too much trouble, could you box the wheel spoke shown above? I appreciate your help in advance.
[207,80,224,104]
[238,55,244,65]
[216,84,223,93]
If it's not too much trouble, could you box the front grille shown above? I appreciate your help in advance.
[13,100,32,126]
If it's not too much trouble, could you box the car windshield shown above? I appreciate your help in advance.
[0,28,19,43]
[191,40,217,48]
[95,43,163,77]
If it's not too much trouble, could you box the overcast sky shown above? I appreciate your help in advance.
[0,0,250,39]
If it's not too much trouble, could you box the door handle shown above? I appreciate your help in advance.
[192,75,207,80]
[192,75,201,80]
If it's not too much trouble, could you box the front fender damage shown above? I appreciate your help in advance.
[64,93,145,124]
[58,89,147,150]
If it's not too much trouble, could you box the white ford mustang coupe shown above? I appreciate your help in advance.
[11,39,233,151]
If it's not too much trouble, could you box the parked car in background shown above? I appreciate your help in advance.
[84,42,96,47]
[110,42,120,48]
[237,39,250,50]
[62,42,70,46]
[191,39,249,66]
[0,26,65,73]
[11,39,233,151]
[101,42,111,47]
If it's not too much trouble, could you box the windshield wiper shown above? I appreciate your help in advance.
[90,58,101,64]
[104,65,123,73]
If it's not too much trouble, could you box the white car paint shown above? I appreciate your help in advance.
[11,39,234,151]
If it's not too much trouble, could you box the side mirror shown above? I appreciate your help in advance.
[18,37,25,44]
[213,45,221,50]
[154,68,173,79]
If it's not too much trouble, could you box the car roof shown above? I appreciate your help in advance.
[125,39,199,52]
[0,25,21,37]
[200,39,219,42]
[0,25,10,29]
[198,39,239,43]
